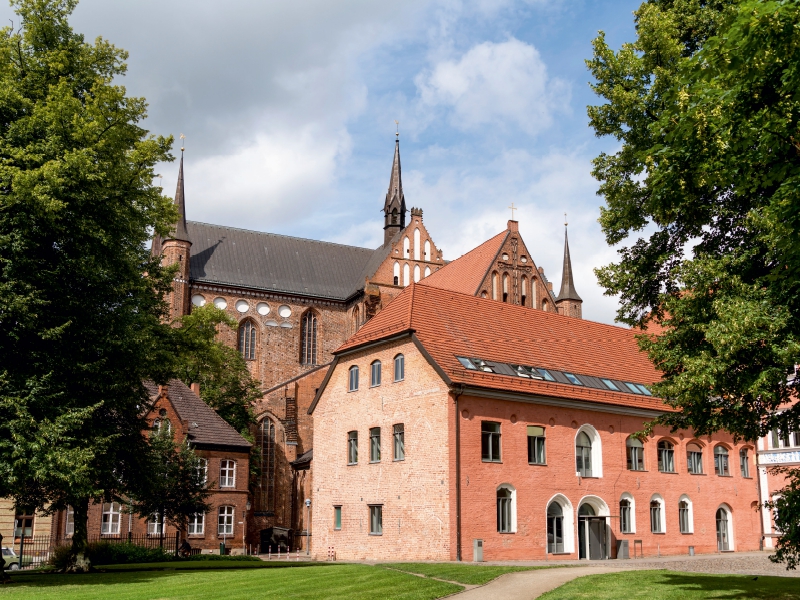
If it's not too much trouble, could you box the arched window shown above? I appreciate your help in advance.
[391,208,398,224]
[348,366,359,391]
[301,311,318,365]
[424,240,431,261]
[542,300,549,311]
[496,485,515,533]
[687,442,703,474]
[403,263,410,287]
[414,228,421,260]
[576,431,592,477]
[492,272,499,300]
[424,266,431,278]
[370,360,381,387]
[620,493,635,533]
[393,262,400,286]
[502,273,509,302]
[521,277,527,307]
[740,448,751,478]
[626,436,644,471]
[650,496,665,533]
[414,265,421,282]
[532,277,538,307]
[394,354,405,382]
[679,495,693,533]
[657,440,675,472]
[255,418,276,511]
[547,502,564,552]
[238,320,256,360]
[352,306,360,333]
[716,507,731,550]
[403,236,410,257]
[714,446,730,476]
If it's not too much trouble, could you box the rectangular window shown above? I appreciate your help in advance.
[334,506,342,530]
[220,459,236,488]
[650,503,662,533]
[196,458,208,486]
[218,506,234,536]
[601,378,619,391]
[369,505,383,535]
[527,425,546,464]
[563,372,582,385]
[65,506,74,536]
[679,504,690,534]
[148,513,163,536]
[393,424,405,461]
[625,382,643,394]
[687,451,703,474]
[101,502,121,535]
[620,501,632,533]
[349,366,359,391]
[497,490,513,533]
[481,421,501,462]
[13,513,33,538]
[537,368,555,381]
[370,361,381,387]
[394,354,405,382]
[740,449,750,478]
[188,513,205,535]
[370,427,381,462]
[348,431,358,465]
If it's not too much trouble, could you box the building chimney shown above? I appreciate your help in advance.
[190,382,200,396]
[507,220,519,232]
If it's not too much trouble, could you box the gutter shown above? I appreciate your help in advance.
[452,383,465,562]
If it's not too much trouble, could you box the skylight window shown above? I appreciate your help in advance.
[537,369,555,381]
[601,379,619,391]
[563,372,583,386]
[625,382,643,394]
[456,357,493,372]
[511,365,543,380]
[636,384,652,396]
[457,357,476,370]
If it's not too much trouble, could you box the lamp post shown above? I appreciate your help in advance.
[305,499,311,556]
[244,501,251,555]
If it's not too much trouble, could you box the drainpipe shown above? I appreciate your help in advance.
[453,384,465,562]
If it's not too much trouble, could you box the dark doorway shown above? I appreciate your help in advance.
[578,504,608,560]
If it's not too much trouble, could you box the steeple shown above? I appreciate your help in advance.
[382,131,406,246]
[167,150,190,243]
[555,223,583,318]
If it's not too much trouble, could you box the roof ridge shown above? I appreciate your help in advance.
[187,221,377,253]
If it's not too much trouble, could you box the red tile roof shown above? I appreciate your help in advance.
[337,284,665,412]
[419,230,508,295]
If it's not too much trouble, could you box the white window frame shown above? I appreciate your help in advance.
[196,458,208,486]
[65,506,74,536]
[218,506,234,536]
[349,366,359,392]
[716,503,735,550]
[650,494,666,533]
[188,513,205,535]
[545,494,575,554]
[369,505,383,535]
[496,484,517,533]
[101,502,121,535]
[619,492,636,533]
[575,425,603,478]
[370,361,381,387]
[740,448,751,478]
[678,494,694,534]
[148,513,163,536]
[220,459,236,488]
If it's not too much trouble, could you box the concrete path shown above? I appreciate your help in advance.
[450,566,625,599]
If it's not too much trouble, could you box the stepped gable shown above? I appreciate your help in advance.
[419,230,508,295]
[187,221,385,301]
[144,380,251,449]
[333,284,663,412]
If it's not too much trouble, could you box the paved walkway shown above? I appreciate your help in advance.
[450,566,625,599]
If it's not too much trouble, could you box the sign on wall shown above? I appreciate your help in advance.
[759,450,800,465]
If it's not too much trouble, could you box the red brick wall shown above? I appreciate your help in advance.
[161,240,191,320]
[311,339,453,561]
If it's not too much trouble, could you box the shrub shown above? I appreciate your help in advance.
[48,544,73,571]
[88,541,176,565]
[184,554,261,562]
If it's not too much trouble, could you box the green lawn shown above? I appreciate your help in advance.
[381,562,558,585]
[539,570,800,600]
[1,564,462,599]
[96,560,323,571]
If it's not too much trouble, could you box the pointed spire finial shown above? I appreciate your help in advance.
[167,142,190,243]
[564,212,568,227]
[556,220,582,303]
[395,120,399,139]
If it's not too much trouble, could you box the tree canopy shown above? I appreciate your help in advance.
[588,0,800,567]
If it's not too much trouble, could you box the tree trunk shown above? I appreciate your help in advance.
[68,498,91,573]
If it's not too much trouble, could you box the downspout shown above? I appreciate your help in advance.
[754,438,766,550]
[453,384,465,562]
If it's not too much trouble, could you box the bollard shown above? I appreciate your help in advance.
[296,549,300,562]
[268,547,271,561]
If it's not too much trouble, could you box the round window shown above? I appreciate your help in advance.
[278,305,292,318]
[191,294,206,307]
[256,302,270,316]
[213,297,227,310]
[235,300,249,313]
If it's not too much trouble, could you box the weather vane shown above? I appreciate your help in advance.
[564,212,568,227]
[508,202,517,220]
[394,120,399,138]
[180,133,185,152]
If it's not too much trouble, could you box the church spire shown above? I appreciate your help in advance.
[382,129,406,246]
[167,150,190,243]
[555,221,583,318]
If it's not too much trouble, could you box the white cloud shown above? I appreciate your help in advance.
[416,37,569,134]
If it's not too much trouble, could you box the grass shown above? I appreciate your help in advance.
[0,564,462,599]
[381,562,558,585]
[538,570,800,600]
[96,560,325,571]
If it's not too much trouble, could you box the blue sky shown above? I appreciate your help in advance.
[3,0,643,324]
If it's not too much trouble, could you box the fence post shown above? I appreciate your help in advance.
[128,530,132,543]
[175,531,180,557]
[18,535,25,570]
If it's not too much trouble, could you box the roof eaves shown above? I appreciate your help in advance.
[262,362,332,396]
[411,333,452,387]
[308,356,339,415]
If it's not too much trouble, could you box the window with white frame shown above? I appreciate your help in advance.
[393,423,405,461]
[220,460,236,488]
[148,513,163,536]
[65,506,74,536]
[369,505,383,535]
[496,485,516,533]
[687,443,703,474]
[349,366,359,391]
[658,440,675,472]
[626,436,644,471]
[196,458,208,486]
[218,506,234,536]
[740,448,751,478]
[679,495,693,534]
[650,496,665,533]
[576,431,592,477]
[394,354,405,382]
[188,513,205,535]
[714,446,730,476]
[101,502,121,535]
[620,498,633,533]
[370,360,381,387]
[547,502,564,552]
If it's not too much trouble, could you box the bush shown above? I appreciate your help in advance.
[88,542,176,565]
[184,554,261,562]
[48,544,73,571]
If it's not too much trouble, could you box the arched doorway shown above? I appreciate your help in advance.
[547,503,564,553]
[716,507,731,551]
[578,501,609,559]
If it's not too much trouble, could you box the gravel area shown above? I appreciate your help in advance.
[630,553,800,577]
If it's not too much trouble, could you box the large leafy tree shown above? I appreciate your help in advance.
[588,0,800,567]
[0,0,178,569]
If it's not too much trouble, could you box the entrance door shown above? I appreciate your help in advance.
[716,509,730,551]
[578,504,607,560]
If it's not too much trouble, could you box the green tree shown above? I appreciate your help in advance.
[588,0,800,567]
[172,304,260,436]
[0,0,177,570]
[128,421,211,547]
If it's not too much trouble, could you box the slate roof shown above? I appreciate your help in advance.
[187,221,390,301]
[145,380,251,450]
[331,284,665,413]
[419,230,508,295]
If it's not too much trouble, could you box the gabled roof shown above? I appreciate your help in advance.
[419,230,508,295]
[145,380,251,450]
[332,284,664,413]
[187,221,389,301]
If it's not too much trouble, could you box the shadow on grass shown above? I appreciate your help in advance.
[658,572,800,600]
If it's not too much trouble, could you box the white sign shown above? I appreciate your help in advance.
[759,450,800,465]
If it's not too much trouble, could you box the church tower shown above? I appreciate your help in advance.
[555,224,582,318]
[383,132,406,246]
[160,150,192,320]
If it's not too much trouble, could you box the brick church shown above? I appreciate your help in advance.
[149,134,579,550]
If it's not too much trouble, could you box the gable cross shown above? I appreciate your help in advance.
[508,202,517,220]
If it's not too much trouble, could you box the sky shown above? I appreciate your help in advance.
[2,0,644,324]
